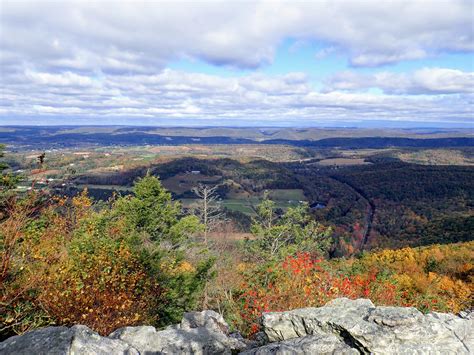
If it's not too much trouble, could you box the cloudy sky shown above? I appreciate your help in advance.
[0,0,473,127]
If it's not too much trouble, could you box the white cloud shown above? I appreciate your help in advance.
[1,68,472,124]
[0,0,472,73]
[325,68,474,94]
[24,70,97,87]
[412,68,474,94]
[0,1,472,125]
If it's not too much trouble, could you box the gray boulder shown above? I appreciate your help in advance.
[242,333,358,355]
[0,325,138,355]
[109,310,247,354]
[258,298,474,354]
[0,310,246,355]
[1,300,472,354]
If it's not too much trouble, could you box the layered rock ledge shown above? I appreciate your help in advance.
[1,298,472,354]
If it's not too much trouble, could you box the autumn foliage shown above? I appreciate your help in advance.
[1,164,472,341]
[236,252,396,335]
[1,177,212,338]
[235,242,473,336]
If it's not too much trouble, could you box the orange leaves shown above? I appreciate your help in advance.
[175,261,196,274]
[1,190,161,337]
[71,189,92,210]
[360,242,474,313]
[237,252,398,336]
[281,252,321,275]
[236,243,473,337]
[39,248,156,335]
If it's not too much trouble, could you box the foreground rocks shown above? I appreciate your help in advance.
[1,298,473,354]
[0,310,247,355]
[108,310,247,354]
[245,298,474,354]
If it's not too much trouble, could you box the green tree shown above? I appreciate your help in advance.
[1,145,18,193]
[247,194,333,260]
[112,174,214,324]
[114,174,201,245]
[1,175,216,337]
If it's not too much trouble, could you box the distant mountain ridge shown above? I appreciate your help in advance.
[1,126,473,150]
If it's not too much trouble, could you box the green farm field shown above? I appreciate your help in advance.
[181,189,306,215]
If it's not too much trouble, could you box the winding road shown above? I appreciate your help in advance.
[328,175,375,250]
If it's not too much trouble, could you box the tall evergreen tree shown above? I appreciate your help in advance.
[0,145,19,205]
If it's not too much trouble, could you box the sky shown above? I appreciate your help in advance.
[0,0,473,127]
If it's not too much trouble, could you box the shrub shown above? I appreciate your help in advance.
[0,175,213,338]
[237,252,396,336]
[235,242,473,336]
[245,195,333,260]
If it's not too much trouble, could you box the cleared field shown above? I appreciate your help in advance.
[112,144,308,162]
[267,189,306,201]
[316,158,371,166]
[162,173,222,194]
[75,184,132,191]
[181,198,256,214]
[181,189,306,216]
[207,232,254,241]
[221,199,257,214]
[396,149,474,166]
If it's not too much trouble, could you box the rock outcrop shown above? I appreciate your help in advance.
[0,325,138,354]
[108,310,247,354]
[0,310,247,355]
[245,298,474,354]
[1,298,473,354]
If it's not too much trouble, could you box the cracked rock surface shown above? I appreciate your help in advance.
[0,310,246,355]
[255,298,473,354]
[1,299,472,354]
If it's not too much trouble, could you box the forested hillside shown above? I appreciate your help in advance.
[67,156,474,254]
[2,0,474,350]
[1,171,472,339]
[2,126,473,151]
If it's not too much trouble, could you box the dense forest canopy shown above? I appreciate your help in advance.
[65,155,474,254]
[1,135,473,341]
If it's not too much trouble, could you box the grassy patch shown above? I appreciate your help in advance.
[162,173,222,194]
[181,189,306,216]
[316,158,371,166]
[267,189,306,201]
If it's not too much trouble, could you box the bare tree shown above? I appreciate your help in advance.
[37,152,46,168]
[191,184,225,244]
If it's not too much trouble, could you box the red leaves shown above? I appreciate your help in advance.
[237,253,398,336]
[282,252,321,275]
[232,243,473,337]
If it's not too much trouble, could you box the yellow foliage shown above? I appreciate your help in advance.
[236,263,249,273]
[175,261,196,274]
[394,273,414,290]
[359,241,474,313]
